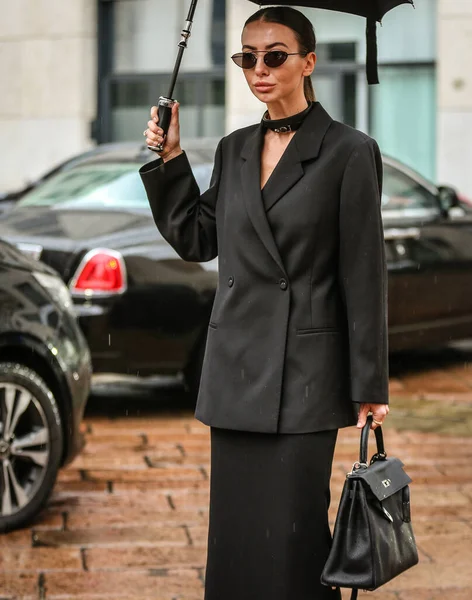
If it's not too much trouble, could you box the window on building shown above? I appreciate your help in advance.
[97,0,226,143]
[302,1,437,179]
[370,66,436,182]
[313,42,357,127]
[382,163,440,217]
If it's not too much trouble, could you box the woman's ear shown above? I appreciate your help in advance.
[303,52,317,77]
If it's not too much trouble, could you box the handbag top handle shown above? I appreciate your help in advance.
[359,416,387,464]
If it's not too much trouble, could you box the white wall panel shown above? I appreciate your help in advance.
[114,0,214,73]
[437,0,472,197]
[0,0,97,193]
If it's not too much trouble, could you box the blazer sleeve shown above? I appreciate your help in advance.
[338,137,389,406]
[139,139,223,262]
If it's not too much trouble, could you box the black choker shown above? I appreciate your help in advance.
[262,102,314,133]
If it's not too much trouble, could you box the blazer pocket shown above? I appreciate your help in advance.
[296,327,339,336]
[208,322,218,330]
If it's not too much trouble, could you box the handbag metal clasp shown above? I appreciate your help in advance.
[370,451,387,464]
[348,461,368,476]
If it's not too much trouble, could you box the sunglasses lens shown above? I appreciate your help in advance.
[231,51,289,69]
[231,53,256,69]
[265,51,288,68]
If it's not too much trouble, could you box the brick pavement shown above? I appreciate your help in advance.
[1,348,472,599]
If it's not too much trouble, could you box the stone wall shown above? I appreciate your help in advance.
[0,0,97,193]
[437,1,472,196]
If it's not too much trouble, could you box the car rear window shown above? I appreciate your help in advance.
[17,162,214,210]
[381,164,439,217]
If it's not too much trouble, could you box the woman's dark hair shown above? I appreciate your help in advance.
[244,6,317,103]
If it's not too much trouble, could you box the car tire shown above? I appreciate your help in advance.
[184,336,206,401]
[0,363,63,533]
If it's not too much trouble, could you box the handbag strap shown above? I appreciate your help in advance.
[360,416,386,464]
[350,590,358,600]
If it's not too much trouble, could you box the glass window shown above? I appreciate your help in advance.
[18,165,150,209]
[382,164,440,219]
[111,81,149,107]
[377,0,437,63]
[211,0,226,66]
[173,79,200,138]
[303,0,436,63]
[110,80,151,142]
[302,1,437,143]
[313,72,358,128]
[109,75,225,142]
[313,43,358,128]
[114,0,225,74]
[316,42,356,63]
[106,0,226,142]
[17,162,215,210]
[201,79,226,137]
[371,66,436,181]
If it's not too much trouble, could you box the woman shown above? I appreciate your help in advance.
[141,6,389,599]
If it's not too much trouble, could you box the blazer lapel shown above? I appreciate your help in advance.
[239,103,333,276]
[294,102,334,163]
[261,102,334,212]
[241,126,287,276]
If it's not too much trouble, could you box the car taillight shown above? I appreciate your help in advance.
[70,249,127,296]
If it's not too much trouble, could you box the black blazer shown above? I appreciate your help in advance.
[140,102,388,434]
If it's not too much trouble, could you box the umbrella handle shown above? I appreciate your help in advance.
[148,96,176,154]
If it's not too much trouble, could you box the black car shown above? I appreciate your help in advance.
[380,158,472,350]
[0,140,472,388]
[0,141,218,395]
[0,240,91,532]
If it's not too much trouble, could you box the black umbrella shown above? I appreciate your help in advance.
[249,0,415,85]
[248,0,414,20]
[151,0,414,151]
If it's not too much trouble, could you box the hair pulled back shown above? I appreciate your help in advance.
[244,6,317,103]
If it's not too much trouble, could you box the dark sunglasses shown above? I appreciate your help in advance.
[231,50,308,70]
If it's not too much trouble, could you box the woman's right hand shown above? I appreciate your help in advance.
[144,102,183,162]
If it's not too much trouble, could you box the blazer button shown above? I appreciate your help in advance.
[228,276,234,287]
[279,278,288,291]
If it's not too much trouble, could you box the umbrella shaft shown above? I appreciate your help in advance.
[167,46,185,98]
[166,0,199,98]
[186,0,199,22]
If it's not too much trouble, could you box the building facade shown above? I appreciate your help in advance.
[96,0,226,143]
[0,0,97,193]
[0,0,471,197]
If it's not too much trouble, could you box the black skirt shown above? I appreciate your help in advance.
[204,427,342,600]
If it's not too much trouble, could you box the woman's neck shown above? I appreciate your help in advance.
[265,97,309,121]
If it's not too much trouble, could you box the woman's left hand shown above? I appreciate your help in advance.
[357,403,390,430]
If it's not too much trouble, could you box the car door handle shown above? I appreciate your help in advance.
[384,228,421,241]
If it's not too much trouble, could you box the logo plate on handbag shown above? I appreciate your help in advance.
[382,479,391,488]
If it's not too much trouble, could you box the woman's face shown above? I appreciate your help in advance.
[240,21,316,104]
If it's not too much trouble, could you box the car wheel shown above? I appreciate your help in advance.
[0,363,63,533]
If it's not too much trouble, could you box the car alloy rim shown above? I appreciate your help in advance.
[0,383,50,517]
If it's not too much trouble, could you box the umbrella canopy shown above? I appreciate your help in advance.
[247,0,414,21]
[247,0,415,83]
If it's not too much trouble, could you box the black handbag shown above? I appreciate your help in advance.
[321,416,419,599]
